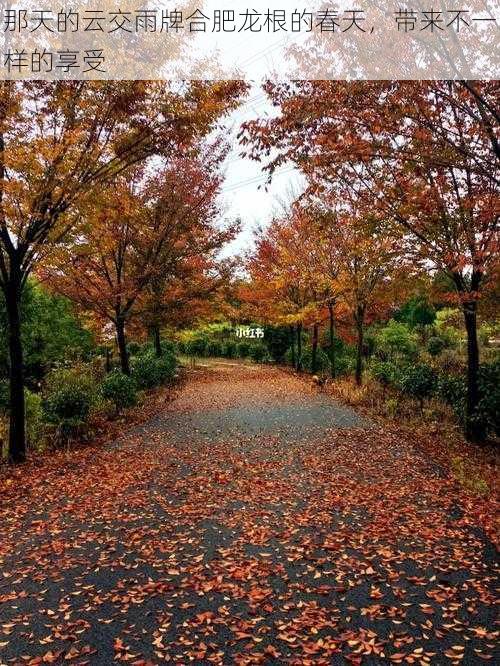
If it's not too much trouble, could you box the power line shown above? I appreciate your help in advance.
[221,165,298,194]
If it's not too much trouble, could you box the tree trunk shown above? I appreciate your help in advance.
[115,317,130,376]
[463,301,484,441]
[328,303,336,378]
[289,325,296,368]
[5,278,26,464]
[311,323,319,375]
[296,323,303,372]
[355,307,365,387]
[152,325,162,357]
[105,347,112,373]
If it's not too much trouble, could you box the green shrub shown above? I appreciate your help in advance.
[284,347,295,366]
[159,339,176,356]
[222,341,237,359]
[384,398,399,418]
[438,360,499,438]
[437,373,466,418]
[127,341,142,356]
[427,336,447,357]
[101,371,137,413]
[264,326,290,362]
[185,337,208,357]
[398,363,436,408]
[236,341,251,358]
[249,343,268,363]
[25,389,43,449]
[42,368,96,437]
[299,346,330,373]
[370,360,397,389]
[132,354,161,389]
[375,320,418,361]
[476,360,500,437]
[132,353,176,390]
[206,340,223,357]
[333,354,358,378]
[176,340,186,354]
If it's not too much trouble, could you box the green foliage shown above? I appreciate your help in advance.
[101,371,137,413]
[475,360,500,437]
[42,368,96,436]
[394,296,436,328]
[236,341,251,358]
[451,457,489,496]
[185,337,208,357]
[397,363,436,405]
[434,308,462,348]
[436,361,499,437]
[375,320,419,361]
[264,326,290,362]
[370,360,398,388]
[132,353,176,390]
[427,336,447,357]
[249,343,268,363]
[437,373,466,418]
[0,280,94,384]
[384,398,399,418]
[297,346,330,373]
[127,341,142,356]
[25,389,43,449]
[222,341,237,359]
[206,340,223,357]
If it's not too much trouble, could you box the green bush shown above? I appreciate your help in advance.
[264,326,290,362]
[476,360,500,437]
[427,336,447,357]
[101,371,137,413]
[127,341,142,356]
[176,340,186,354]
[42,368,96,437]
[398,363,436,408]
[284,346,295,366]
[159,339,176,356]
[249,343,268,363]
[25,389,43,449]
[437,373,466,417]
[375,320,418,361]
[132,353,176,390]
[370,360,398,389]
[236,341,251,358]
[438,360,499,438]
[206,340,223,357]
[222,341,237,359]
[299,346,330,373]
[185,337,208,357]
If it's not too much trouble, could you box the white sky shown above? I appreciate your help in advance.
[217,83,306,258]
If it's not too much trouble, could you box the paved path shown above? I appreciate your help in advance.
[0,364,497,665]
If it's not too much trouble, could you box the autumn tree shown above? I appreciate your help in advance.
[0,80,245,462]
[44,152,237,376]
[241,80,499,440]
[245,214,318,372]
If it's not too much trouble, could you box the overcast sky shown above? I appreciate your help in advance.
[217,84,306,258]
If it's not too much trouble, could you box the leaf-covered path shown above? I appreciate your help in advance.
[0,364,498,665]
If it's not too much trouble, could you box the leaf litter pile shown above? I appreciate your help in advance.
[0,365,498,665]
